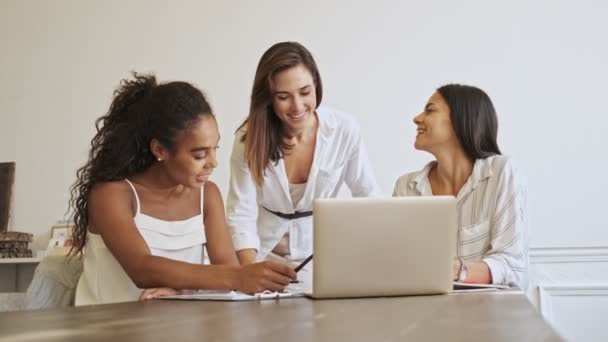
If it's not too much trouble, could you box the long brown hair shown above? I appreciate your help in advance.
[237,42,323,186]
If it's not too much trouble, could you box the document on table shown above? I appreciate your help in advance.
[159,289,306,301]
[452,282,513,293]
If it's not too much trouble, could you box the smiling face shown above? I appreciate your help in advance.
[270,64,317,134]
[154,115,220,188]
[412,92,460,155]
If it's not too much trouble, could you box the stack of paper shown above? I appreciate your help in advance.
[160,289,306,301]
[452,282,513,293]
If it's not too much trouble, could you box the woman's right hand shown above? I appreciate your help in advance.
[235,261,296,294]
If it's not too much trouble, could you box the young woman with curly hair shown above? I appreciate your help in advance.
[70,73,295,305]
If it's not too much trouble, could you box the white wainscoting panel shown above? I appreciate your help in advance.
[530,246,608,264]
[529,246,608,341]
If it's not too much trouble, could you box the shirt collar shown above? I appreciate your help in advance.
[471,157,494,185]
[408,157,495,195]
[315,106,336,142]
[409,161,435,194]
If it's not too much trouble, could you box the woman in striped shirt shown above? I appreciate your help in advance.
[393,84,528,288]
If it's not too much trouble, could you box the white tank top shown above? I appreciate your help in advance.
[75,179,206,305]
[289,182,307,208]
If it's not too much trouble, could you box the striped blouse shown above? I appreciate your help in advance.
[393,155,528,288]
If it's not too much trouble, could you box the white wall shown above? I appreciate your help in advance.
[1,0,607,339]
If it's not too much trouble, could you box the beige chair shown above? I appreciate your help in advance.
[0,255,83,312]
[24,255,83,310]
[0,255,82,312]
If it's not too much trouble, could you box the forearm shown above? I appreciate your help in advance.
[209,250,240,266]
[463,260,492,284]
[236,249,257,265]
[131,255,240,290]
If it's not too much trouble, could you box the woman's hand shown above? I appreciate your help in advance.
[453,257,462,281]
[234,261,296,294]
[139,287,179,302]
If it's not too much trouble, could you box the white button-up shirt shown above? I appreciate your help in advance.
[393,155,528,287]
[227,106,382,260]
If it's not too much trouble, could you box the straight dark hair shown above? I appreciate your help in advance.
[437,84,501,159]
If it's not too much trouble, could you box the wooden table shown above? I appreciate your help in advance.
[0,292,562,341]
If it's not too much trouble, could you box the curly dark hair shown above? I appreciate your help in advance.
[68,72,213,255]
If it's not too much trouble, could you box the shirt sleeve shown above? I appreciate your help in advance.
[482,158,529,287]
[225,133,260,252]
[343,120,383,197]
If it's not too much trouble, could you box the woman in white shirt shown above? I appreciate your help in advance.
[393,84,528,288]
[227,42,381,280]
[70,73,295,305]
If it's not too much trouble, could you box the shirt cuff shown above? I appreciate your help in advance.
[231,231,260,252]
[482,257,505,285]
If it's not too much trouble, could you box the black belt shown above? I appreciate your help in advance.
[263,207,313,220]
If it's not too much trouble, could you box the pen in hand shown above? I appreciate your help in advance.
[294,254,313,272]
[290,254,313,283]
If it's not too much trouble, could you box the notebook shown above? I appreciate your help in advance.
[159,289,306,301]
[452,282,512,293]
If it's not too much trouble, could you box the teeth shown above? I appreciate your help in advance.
[290,111,306,118]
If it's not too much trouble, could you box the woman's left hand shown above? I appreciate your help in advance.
[139,287,179,302]
[453,257,461,281]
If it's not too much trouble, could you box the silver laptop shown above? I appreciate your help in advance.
[311,196,457,299]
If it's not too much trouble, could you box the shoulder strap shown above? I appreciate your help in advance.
[124,179,141,214]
